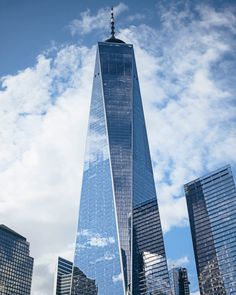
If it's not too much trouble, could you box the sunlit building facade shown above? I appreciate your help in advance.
[0,224,34,295]
[71,13,170,295]
[185,165,236,294]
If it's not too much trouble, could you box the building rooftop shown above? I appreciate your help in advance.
[0,224,27,241]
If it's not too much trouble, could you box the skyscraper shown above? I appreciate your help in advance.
[71,9,171,295]
[169,267,190,295]
[184,165,236,294]
[0,224,34,295]
[54,257,97,295]
[54,257,73,295]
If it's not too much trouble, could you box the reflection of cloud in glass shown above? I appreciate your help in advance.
[89,252,116,264]
[112,273,123,283]
[89,236,115,247]
[77,229,115,248]
[142,252,170,292]
[84,130,109,169]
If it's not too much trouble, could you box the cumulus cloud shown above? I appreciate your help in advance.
[119,2,236,232]
[0,2,236,294]
[69,3,128,36]
[0,44,95,294]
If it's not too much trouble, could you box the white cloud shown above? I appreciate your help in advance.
[69,3,128,36]
[119,3,236,232]
[0,44,95,294]
[168,256,190,269]
[128,13,145,22]
[191,292,200,295]
[197,4,236,33]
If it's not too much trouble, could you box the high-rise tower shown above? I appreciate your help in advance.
[184,165,236,294]
[169,267,190,295]
[54,257,73,295]
[71,9,171,295]
[54,257,97,295]
[0,224,34,295]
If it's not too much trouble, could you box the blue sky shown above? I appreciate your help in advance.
[0,1,236,294]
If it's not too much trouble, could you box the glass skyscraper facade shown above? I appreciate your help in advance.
[54,257,97,295]
[184,165,236,294]
[71,33,170,294]
[54,257,73,295]
[0,224,34,295]
[169,267,190,295]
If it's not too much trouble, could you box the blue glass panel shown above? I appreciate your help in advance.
[185,165,236,294]
[72,41,171,295]
[73,50,124,295]
[132,60,171,295]
[99,42,133,290]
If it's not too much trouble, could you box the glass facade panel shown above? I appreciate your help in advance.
[185,165,236,295]
[100,43,133,289]
[0,225,34,295]
[54,257,73,295]
[73,50,123,295]
[72,41,170,295]
[169,267,190,295]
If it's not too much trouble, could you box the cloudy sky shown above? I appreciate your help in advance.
[1,0,236,294]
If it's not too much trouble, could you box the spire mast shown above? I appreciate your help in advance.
[110,6,115,38]
[105,6,125,43]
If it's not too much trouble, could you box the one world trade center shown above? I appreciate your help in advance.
[71,9,171,295]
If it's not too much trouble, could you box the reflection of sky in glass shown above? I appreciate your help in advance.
[185,165,236,294]
[99,42,133,289]
[73,42,170,295]
[132,58,171,294]
[73,50,123,294]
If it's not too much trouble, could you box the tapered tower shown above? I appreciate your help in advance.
[71,9,171,295]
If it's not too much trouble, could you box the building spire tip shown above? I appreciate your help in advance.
[110,6,115,38]
[105,6,125,43]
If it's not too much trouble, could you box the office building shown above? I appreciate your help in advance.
[185,165,236,294]
[54,257,97,295]
[169,267,190,295]
[0,224,34,295]
[54,257,73,295]
[71,9,171,295]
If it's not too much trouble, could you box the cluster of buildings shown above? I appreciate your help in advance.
[1,13,236,295]
[1,164,236,295]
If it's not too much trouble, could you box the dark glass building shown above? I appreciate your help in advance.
[184,165,236,294]
[169,267,190,295]
[54,257,97,295]
[0,224,34,295]
[71,12,171,295]
[54,257,73,295]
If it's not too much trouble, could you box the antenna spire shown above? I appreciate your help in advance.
[105,6,125,43]
[110,6,115,38]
